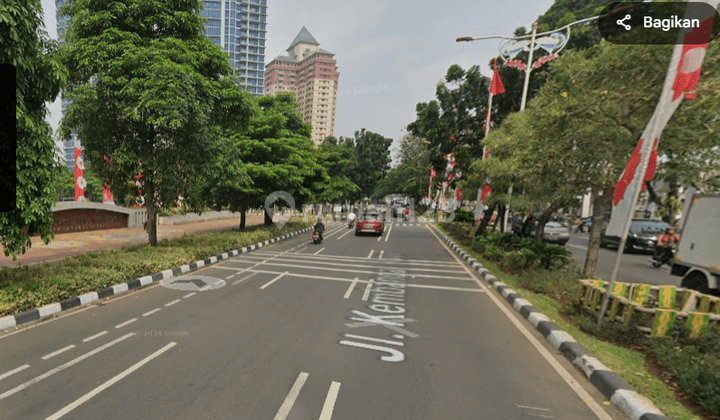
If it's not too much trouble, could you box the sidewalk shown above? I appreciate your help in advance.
[0,214,264,269]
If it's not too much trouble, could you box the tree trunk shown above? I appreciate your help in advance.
[264,208,273,225]
[663,181,680,225]
[498,204,507,233]
[583,187,612,278]
[534,206,555,244]
[146,179,158,247]
[477,206,494,235]
[239,202,246,230]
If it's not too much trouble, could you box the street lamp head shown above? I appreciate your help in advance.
[456,36,473,42]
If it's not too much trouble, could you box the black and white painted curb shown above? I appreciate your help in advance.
[431,226,673,420]
[0,226,314,333]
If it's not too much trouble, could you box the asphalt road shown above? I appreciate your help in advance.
[0,220,626,420]
[566,233,679,286]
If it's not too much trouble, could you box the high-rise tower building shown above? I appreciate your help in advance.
[265,27,339,146]
[200,0,268,95]
[56,0,80,173]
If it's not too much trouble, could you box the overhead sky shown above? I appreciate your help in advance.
[41,0,556,160]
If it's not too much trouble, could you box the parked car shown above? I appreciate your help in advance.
[356,212,384,236]
[543,221,570,245]
[600,218,673,253]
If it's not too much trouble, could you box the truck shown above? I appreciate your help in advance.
[671,193,720,295]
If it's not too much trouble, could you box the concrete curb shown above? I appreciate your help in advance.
[0,226,314,333]
[431,225,673,420]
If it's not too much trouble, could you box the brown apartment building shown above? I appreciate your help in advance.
[264,27,339,146]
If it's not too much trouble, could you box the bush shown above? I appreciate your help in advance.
[517,268,582,302]
[648,329,720,416]
[452,210,475,223]
[485,245,503,262]
[502,251,526,272]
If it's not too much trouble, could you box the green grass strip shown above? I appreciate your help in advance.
[0,220,314,318]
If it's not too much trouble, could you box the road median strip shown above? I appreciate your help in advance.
[430,224,673,420]
[0,222,314,332]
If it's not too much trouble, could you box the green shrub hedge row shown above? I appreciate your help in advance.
[0,221,313,317]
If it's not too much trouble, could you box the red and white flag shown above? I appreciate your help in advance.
[606,2,716,237]
[102,155,115,205]
[74,147,85,202]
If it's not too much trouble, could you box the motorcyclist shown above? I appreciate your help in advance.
[313,216,325,241]
[403,205,411,221]
[653,227,679,264]
[348,209,357,227]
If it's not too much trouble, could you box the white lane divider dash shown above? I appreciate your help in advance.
[319,381,342,420]
[225,274,236,280]
[142,308,161,317]
[343,278,359,299]
[165,299,181,307]
[384,224,393,242]
[378,250,384,259]
[115,318,137,329]
[367,250,374,259]
[272,371,309,420]
[44,342,177,420]
[82,331,108,343]
[183,292,196,299]
[0,365,30,382]
[0,333,136,401]
[362,279,374,301]
[42,345,76,360]
[260,271,287,290]
[313,247,325,255]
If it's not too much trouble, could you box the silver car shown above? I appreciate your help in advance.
[543,221,570,245]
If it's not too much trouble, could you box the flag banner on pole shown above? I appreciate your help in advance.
[456,188,462,201]
[491,58,506,96]
[74,147,85,202]
[102,155,115,205]
[606,1,716,237]
[430,168,436,178]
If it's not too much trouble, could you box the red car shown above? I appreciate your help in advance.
[355,212,384,236]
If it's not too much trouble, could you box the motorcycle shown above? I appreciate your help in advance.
[311,231,323,244]
[650,246,674,268]
[402,212,410,222]
[348,220,354,229]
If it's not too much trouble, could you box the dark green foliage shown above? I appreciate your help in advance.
[1,0,68,259]
[347,129,393,200]
[452,210,475,223]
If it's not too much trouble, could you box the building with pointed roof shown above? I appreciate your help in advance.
[265,27,339,146]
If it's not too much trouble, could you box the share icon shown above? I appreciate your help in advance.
[616,14,632,31]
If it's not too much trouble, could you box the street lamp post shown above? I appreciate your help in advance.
[456,10,628,231]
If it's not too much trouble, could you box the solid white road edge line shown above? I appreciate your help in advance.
[319,381,342,420]
[0,333,136,401]
[43,342,177,420]
[260,272,287,290]
[41,345,76,360]
[273,371,309,420]
[426,226,613,420]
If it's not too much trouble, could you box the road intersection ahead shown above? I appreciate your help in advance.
[0,221,626,420]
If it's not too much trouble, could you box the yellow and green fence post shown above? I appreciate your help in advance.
[684,312,711,339]
[657,286,677,309]
[651,309,677,337]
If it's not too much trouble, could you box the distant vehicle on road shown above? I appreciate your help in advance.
[600,219,673,253]
[512,214,570,245]
[543,221,570,245]
[356,212,384,236]
[671,194,720,295]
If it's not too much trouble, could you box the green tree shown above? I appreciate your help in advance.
[487,40,720,277]
[348,129,393,200]
[314,137,360,203]
[375,134,431,203]
[192,93,323,228]
[59,0,251,245]
[55,167,75,201]
[0,0,68,259]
